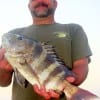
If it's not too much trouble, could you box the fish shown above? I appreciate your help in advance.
[2,32,99,100]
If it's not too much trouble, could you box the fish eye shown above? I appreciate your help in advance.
[17,36,23,40]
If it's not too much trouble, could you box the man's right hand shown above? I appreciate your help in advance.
[0,48,13,86]
[0,48,13,72]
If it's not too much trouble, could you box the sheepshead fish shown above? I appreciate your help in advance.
[2,33,99,100]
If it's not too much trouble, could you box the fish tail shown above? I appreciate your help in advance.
[63,81,99,100]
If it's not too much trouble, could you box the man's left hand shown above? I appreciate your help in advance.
[66,76,76,83]
[33,84,60,100]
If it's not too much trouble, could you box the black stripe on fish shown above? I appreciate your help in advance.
[43,64,63,85]
[32,43,43,58]
[43,64,73,86]
[19,62,40,84]
[33,53,56,74]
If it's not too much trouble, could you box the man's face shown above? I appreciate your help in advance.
[28,0,57,18]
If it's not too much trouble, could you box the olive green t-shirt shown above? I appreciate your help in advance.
[8,23,92,100]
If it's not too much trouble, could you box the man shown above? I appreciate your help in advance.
[0,0,92,100]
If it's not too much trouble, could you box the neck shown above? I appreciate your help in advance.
[33,15,55,25]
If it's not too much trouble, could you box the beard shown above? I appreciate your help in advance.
[30,8,55,18]
[30,2,55,18]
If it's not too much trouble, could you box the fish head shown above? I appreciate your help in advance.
[2,33,37,57]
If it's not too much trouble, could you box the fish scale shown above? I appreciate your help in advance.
[2,33,99,100]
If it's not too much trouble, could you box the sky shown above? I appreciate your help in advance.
[0,0,100,99]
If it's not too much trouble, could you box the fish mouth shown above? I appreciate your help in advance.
[6,52,23,58]
[6,49,25,58]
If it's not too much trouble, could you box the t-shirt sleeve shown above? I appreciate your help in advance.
[69,24,92,62]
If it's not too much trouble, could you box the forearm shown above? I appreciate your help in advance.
[72,65,88,86]
[0,69,13,87]
[71,58,89,86]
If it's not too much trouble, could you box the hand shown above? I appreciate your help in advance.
[66,76,76,83]
[33,84,60,100]
[0,48,13,72]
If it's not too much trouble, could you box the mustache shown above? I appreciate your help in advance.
[34,2,48,8]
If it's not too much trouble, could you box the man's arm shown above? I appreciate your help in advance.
[0,69,13,87]
[0,48,13,87]
[68,24,92,85]
[71,57,89,85]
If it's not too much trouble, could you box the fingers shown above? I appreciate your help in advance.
[0,48,5,60]
[6,63,13,72]
[33,85,60,100]
[0,58,13,73]
[0,48,13,72]
[33,85,51,100]
[66,76,76,83]
[48,89,60,99]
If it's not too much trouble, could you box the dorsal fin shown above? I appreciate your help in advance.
[41,42,65,65]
